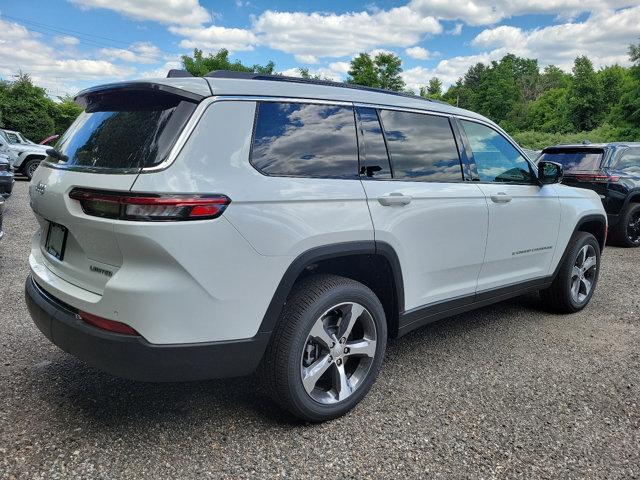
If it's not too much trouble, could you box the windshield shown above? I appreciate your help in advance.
[538,150,603,172]
[48,90,197,172]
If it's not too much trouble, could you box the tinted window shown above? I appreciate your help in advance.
[355,107,391,179]
[538,150,603,172]
[616,149,640,175]
[251,102,358,179]
[378,110,462,182]
[50,90,197,171]
[461,120,534,184]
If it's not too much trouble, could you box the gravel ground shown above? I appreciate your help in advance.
[1,180,639,479]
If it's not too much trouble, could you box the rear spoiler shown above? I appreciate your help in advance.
[74,81,206,109]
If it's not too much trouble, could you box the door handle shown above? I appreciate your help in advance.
[378,193,412,206]
[490,192,512,203]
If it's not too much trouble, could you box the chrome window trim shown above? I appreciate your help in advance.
[43,93,527,176]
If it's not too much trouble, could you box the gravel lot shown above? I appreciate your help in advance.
[1,180,639,479]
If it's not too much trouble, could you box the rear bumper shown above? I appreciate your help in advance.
[25,275,270,382]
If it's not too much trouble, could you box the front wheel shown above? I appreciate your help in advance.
[540,232,601,313]
[261,274,387,422]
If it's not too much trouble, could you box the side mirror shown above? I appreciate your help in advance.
[538,160,563,185]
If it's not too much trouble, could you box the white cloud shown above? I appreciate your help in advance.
[405,46,431,60]
[295,54,319,64]
[0,18,132,95]
[279,62,350,82]
[408,0,635,25]
[169,24,257,52]
[471,6,640,69]
[140,60,183,79]
[54,35,80,46]
[68,0,211,26]
[253,7,441,58]
[100,42,162,64]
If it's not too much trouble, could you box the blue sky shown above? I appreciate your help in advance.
[1,0,638,96]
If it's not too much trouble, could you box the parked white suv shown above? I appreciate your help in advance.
[0,129,50,179]
[25,72,607,422]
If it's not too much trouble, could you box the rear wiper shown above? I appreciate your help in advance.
[46,148,68,162]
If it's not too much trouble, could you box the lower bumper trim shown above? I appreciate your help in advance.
[25,275,270,382]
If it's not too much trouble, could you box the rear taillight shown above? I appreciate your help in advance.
[69,188,230,221]
[79,311,140,336]
[571,173,620,183]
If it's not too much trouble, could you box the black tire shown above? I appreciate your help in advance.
[261,274,387,422]
[610,203,640,248]
[23,158,41,180]
[540,232,601,313]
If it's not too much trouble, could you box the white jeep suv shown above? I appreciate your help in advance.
[25,72,607,422]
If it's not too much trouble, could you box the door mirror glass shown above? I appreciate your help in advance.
[538,161,563,184]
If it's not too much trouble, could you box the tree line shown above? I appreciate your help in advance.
[1,43,637,149]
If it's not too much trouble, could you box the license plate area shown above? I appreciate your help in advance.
[45,222,68,261]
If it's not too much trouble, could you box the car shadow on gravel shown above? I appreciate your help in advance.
[25,292,547,428]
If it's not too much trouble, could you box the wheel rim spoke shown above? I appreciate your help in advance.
[338,303,365,340]
[345,338,376,358]
[571,278,581,300]
[571,266,581,278]
[333,363,353,401]
[302,354,332,394]
[582,255,597,272]
[308,320,334,349]
[581,277,592,296]
[579,245,588,265]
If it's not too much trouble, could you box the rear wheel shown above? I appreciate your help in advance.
[540,232,600,313]
[23,158,42,180]
[261,274,387,422]
[611,203,640,248]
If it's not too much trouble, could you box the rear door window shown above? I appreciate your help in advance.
[538,149,604,173]
[378,110,463,182]
[49,90,198,172]
[250,102,359,179]
[460,120,535,184]
[615,149,640,175]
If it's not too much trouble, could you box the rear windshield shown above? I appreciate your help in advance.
[48,90,197,172]
[538,149,603,172]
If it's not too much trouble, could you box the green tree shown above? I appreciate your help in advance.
[347,52,405,91]
[0,73,55,141]
[598,65,628,115]
[421,77,443,99]
[526,88,572,133]
[630,41,640,65]
[540,65,571,92]
[567,56,604,131]
[182,48,275,76]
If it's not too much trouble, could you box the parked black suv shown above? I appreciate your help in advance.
[538,143,640,247]
[0,153,15,198]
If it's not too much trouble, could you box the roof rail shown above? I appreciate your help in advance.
[204,70,437,103]
[167,69,194,78]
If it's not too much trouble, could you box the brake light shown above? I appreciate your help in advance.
[69,188,230,221]
[571,173,620,183]
[79,311,140,336]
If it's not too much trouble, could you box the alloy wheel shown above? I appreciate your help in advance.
[27,162,39,179]
[570,244,597,304]
[627,210,640,244]
[300,302,377,405]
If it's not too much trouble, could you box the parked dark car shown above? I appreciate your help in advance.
[0,153,14,198]
[538,142,640,247]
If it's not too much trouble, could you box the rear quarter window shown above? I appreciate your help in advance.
[250,102,359,179]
